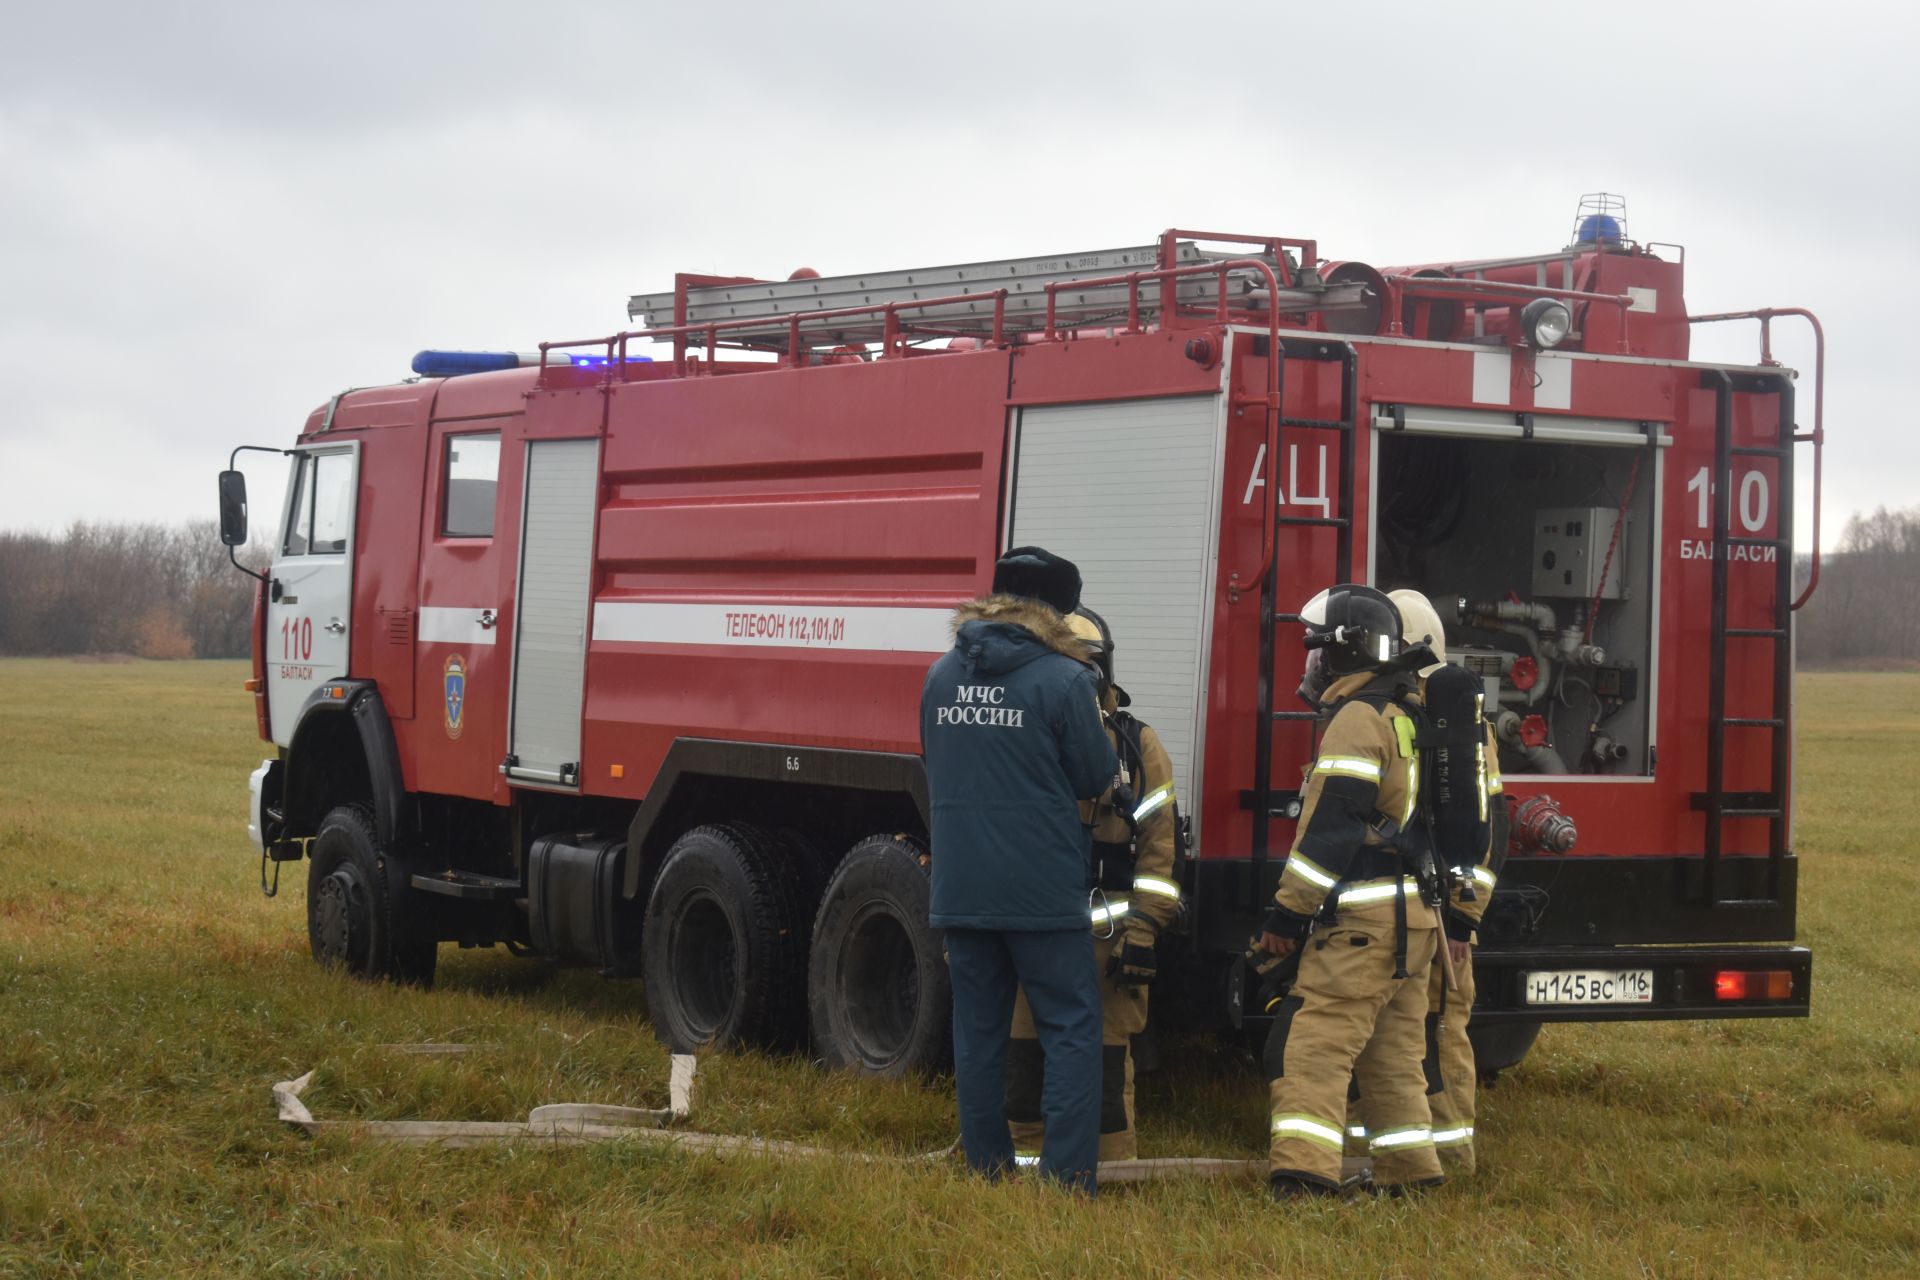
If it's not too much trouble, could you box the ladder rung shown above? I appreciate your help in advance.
[1731,445,1789,458]
[1718,807,1783,818]
[1279,417,1351,431]
[1276,516,1348,528]
[1726,536,1784,549]
[1726,627,1786,638]
[1721,718,1785,728]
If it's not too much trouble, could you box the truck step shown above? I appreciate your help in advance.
[410,870,523,900]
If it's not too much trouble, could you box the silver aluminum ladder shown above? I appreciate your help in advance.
[627,242,1369,349]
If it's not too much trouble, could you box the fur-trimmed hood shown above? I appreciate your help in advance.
[949,594,1091,666]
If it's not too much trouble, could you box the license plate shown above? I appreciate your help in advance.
[1523,968,1654,1006]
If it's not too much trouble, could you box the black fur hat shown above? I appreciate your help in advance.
[992,546,1082,614]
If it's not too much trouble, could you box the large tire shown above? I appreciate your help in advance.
[808,834,951,1076]
[642,823,810,1053]
[1469,1019,1542,1081]
[307,804,438,986]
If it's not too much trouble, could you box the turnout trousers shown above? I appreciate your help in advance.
[1265,904,1444,1190]
[1427,945,1477,1172]
[1347,940,1479,1173]
[945,926,1102,1194]
[1005,933,1148,1162]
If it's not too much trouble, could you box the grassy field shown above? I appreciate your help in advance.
[2,660,1917,1278]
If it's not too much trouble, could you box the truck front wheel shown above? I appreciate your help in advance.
[808,834,951,1076]
[306,804,437,986]
[642,823,810,1053]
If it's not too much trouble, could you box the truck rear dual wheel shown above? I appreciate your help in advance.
[306,804,438,987]
[807,834,951,1077]
[642,823,811,1053]
[1469,1018,1543,1081]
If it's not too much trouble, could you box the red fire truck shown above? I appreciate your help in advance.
[222,199,1817,1075]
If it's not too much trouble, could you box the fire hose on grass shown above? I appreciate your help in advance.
[271,1047,1269,1183]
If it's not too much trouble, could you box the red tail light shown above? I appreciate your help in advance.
[1715,969,1792,1000]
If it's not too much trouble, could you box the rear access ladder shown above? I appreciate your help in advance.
[1246,340,1359,905]
[1698,369,1796,907]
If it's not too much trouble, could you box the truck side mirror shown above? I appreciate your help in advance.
[218,470,249,546]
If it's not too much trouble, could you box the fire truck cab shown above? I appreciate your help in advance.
[224,199,1816,1075]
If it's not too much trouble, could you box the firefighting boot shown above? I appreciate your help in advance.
[1271,1172,1345,1201]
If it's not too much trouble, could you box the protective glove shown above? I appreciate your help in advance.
[1107,926,1158,985]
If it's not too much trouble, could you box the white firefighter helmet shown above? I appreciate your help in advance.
[1388,588,1448,667]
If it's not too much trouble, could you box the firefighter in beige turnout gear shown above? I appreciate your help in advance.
[1007,609,1182,1163]
[1381,588,1503,1175]
[1258,585,1446,1198]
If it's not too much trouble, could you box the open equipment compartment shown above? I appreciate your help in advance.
[1373,415,1659,780]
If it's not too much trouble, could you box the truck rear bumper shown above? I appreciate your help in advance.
[1222,943,1811,1038]
[1467,943,1812,1025]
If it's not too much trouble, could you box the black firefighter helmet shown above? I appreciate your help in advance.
[1298,583,1404,705]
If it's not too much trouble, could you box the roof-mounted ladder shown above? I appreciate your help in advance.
[626,241,1372,349]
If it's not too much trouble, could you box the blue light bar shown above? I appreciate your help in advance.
[411,350,526,377]
[568,354,655,369]
[412,349,658,377]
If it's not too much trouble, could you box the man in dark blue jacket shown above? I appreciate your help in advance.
[922,546,1117,1194]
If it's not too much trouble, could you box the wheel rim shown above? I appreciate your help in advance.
[313,867,371,972]
[668,890,739,1041]
[835,901,920,1066]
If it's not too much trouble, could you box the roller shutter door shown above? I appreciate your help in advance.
[507,438,601,786]
[1008,395,1222,813]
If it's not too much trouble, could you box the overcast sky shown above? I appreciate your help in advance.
[1,1,1908,553]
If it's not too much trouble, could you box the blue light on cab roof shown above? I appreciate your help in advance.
[412,349,654,377]
[1575,214,1624,244]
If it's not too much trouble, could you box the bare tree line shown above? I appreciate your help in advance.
[0,510,1914,664]
[0,522,266,659]
[1795,506,1920,668]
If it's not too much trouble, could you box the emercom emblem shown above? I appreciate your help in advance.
[444,653,467,740]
